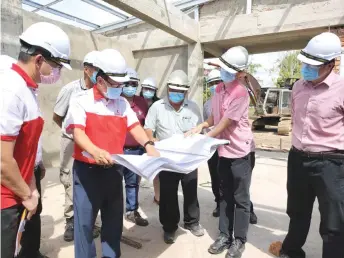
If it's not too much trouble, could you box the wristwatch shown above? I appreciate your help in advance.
[143,140,155,148]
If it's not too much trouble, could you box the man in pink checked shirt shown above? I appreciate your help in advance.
[278,33,344,258]
[186,46,255,258]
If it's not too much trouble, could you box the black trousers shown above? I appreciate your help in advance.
[159,170,200,233]
[208,150,220,204]
[19,166,43,257]
[218,153,252,242]
[1,166,42,258]
[282,149,344,258]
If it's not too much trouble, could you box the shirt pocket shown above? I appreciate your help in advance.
[178,116,197,132]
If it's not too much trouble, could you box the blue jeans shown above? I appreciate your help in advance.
[123,147,144,212]
[73,160,123,258]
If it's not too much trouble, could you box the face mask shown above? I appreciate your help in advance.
[210,86,216,96]
[90,71,97,84]
[301,63,320,81]
[40,67,61,84]
[122,86,137,97]
[220,68,236,83]
[105,86,122,99]
[143,90,155,99]
[169,92,185,104]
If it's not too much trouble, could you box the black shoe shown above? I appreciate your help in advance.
[208,234,232,254]
[163,231,176,244]
[226,239,245,258]
[212,205,220,217]
[126,211,149,227]
[250,212,258,224]
[63,218,74,242]
[93,225,101,239]
[184,223,204,237]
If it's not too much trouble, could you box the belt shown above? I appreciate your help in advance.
[85,162,117,169]
[291,146,344,159]
[124,146,143,151]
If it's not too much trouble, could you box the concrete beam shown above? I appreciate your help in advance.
[200,0,344,43]
[103,0,199,43]
[203,44,223,58]
[188,42,203,110]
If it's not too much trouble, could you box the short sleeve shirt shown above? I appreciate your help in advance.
[64,87,139,164]
[144,98,202,141]
[292,72,344,151]
[124,96,148,147]
[0,64,44,209]
[212,81,255,159]
[54,79,88,139]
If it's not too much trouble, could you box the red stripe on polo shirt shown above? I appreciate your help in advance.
[1,135,17,141]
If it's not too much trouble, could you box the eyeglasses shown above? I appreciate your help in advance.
[43,57,63,69]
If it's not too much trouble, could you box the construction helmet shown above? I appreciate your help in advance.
[167,70,189,91]
[298,32,342,66]
[214,46,249,73]
[126,67,140,82]
[141,77,157,90]
[20,22,72,70]
[83,51,100,66]
[0,55,16,71]
[207,69,221,84]
[93,49,130,83]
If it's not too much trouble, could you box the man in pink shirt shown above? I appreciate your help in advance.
[187,46,255,258]
[121,67,149,227]
[278,33,344,258]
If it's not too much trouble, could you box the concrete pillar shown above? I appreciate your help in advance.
[331,27,344,74]
[188,42,204,112]
[1,0,23,58]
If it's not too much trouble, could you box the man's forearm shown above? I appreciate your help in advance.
[207,118,232,138]
[130,125,150,146]
[1,158,31,200]
[201,115,214,129]
[73,128,99,156]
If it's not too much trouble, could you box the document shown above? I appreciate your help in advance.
[14,209,27,257]
[83,134,229,182]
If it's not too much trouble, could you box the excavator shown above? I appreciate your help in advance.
[204,62,298,135]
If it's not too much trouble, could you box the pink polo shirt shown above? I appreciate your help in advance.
[292,72,344,152]
[212,81,255,159]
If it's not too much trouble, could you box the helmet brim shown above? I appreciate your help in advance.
[212,59,239,74]
[142,85,157,90]
[168,85,189,91]
[61,62,72,70]
[109,74,130,83]
[297,53,323,66]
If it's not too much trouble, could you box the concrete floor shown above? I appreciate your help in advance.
[38,151,322,258]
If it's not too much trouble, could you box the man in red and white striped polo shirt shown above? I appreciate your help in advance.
[1,22,71,258]
[64,49,160,258]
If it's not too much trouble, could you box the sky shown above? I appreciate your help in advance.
[22,0,294,88]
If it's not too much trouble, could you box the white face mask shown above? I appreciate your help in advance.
[40,67,61,84]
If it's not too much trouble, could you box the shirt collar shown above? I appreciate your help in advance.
[93,86,105,101]
[11,64,38,89]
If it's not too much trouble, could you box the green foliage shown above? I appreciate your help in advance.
[247,63,262,75]
[275,51,301,87]
[203,77,210,103]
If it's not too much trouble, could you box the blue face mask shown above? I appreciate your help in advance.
[168,92,185,104]
[301,63,320,81]
[220,68,236,83]
[105,86,122,99]
[122,86,137,97]
[143,90,155,99]
[90,71,97,84]
[209,86,216,96]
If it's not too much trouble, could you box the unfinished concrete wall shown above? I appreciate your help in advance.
[133,46,188,99]
[19,11,136,167]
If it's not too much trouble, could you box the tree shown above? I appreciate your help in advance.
[275,51,301,87]
[247,63,262,75]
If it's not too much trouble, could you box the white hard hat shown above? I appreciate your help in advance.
[207,69,221,83]
[214,46,249,73]
[126,67,140,82]
[20,22,72,70]
[141,77,157,90]
[93,49,130,83]
[298,32,342,66]
[167,70,189,91]
[0,55,16,70]
[83,51,99,66]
